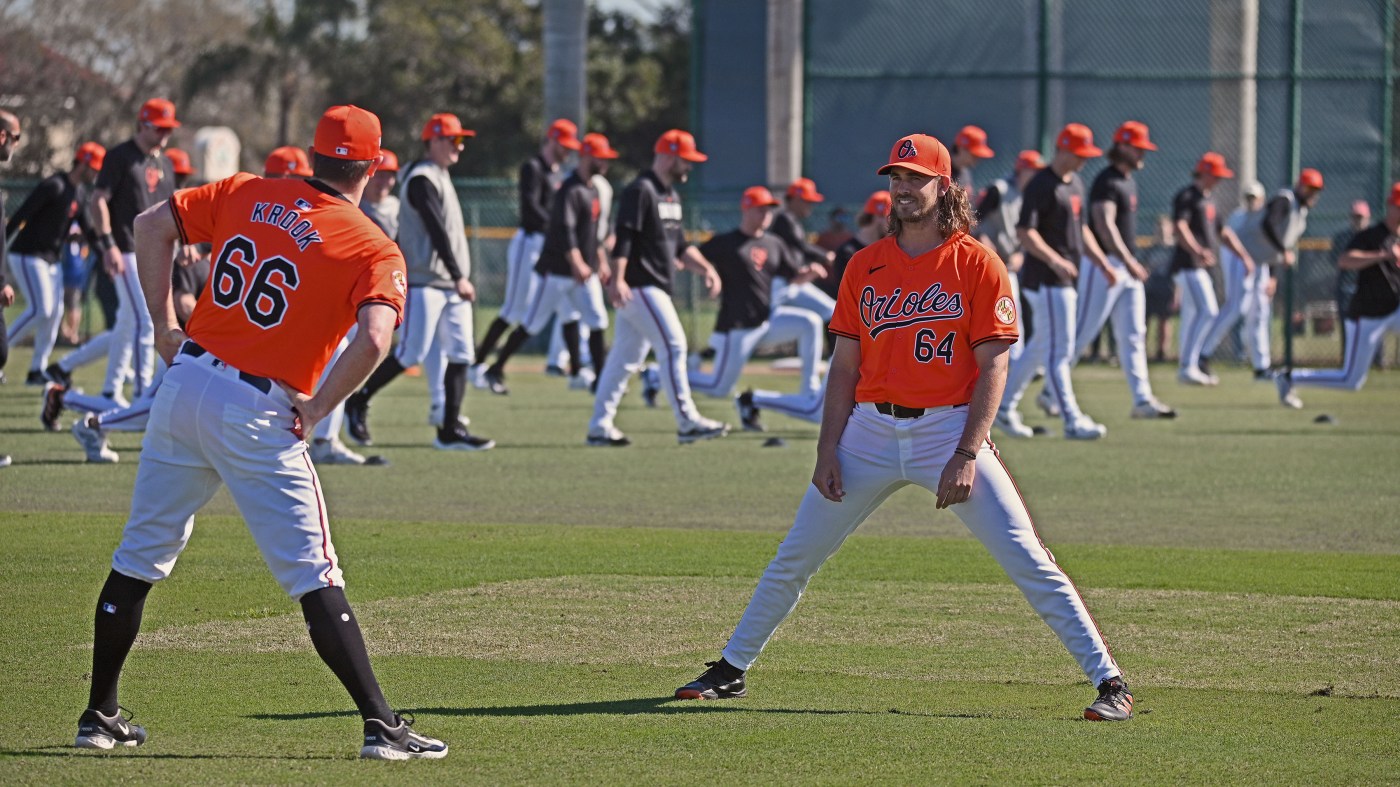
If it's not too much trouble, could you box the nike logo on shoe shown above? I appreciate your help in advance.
[408,743,422,753]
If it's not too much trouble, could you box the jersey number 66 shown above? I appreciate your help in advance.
[210,235,300,329]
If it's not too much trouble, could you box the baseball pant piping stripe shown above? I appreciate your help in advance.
[637,288,684,406]
[1297,318,1362,385]
[299,451,337,587]
[100,402,154,427]
[8,254,41,340]
[1046,288,1071,418]
[116,264,149,398]
[753,393,823,417]
[989,446,1118,670]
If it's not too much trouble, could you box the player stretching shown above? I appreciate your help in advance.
[1275,182,1400,408]
[0,109,19,468]
[974,150,1043,365]
[686,186,826,430]
[73,106,447,758]
[585,129,729,447]
[674,133,1132,722]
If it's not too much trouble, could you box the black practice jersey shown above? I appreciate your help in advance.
[95,140,175,253]
[1017,167,1086,290]
[770,209,828,266]
[6,173,92,261]
[701,229,799,332]
[613,170,689,294]
[537,172,601,277]
[821,236,867,299]
[518,154,554,234]
[1089,165,1137,256]
[1171,184,1220,272]
[1345,223,1400,319]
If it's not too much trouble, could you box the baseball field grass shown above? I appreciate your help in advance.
[1,346,1398,784]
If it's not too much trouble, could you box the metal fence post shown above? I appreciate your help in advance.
[1382,0,1395,196]
[1283,0,1304,370]
[1037,0,1051,153]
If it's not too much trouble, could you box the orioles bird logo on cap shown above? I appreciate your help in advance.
[898,139,918,159]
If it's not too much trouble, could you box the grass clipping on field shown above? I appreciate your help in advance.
[138,575,1400,698]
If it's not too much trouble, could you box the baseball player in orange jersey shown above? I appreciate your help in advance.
[674,133,1133,722]
[73,106,447,759]
[264,145,314,179]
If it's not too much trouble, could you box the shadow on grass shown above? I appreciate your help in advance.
[250,697,985,720]
[0,747,341,761]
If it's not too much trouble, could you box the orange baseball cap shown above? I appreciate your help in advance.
[75,141,106,170]
[955,125,994,158]
[1195,152,1235,178]
[421,112,476,141]
[1056,123,1102,158]
[1015,150,1045,171]
[863,190,892,217]
[139,98,180,129]
[740,186,780,210]
[376,149,399,172]
[877,133,951,179]
[654,129,708,162]
[264,146,313,177]
[1299,168,1324,189]
[548,118,583,151]
[164,148,194,175]
[580,132,619,160]
[1113,120,1158,151]
[314,105,382,161]
[786,177,825,202]
[1389,183,1400,206]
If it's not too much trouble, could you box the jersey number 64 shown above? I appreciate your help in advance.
[914,328,955,364]
[210,234,300,329]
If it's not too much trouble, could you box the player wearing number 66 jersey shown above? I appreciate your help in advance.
[674,133,1133,723]
[73,106,447,759]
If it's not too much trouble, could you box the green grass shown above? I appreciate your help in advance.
[1,346,1398,784]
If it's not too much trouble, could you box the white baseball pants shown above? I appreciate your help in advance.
[721,402,1121,687]
[1175,269,1219,373]
[111,348,343,599]
[1044,255,1154,405]
[102,254,155,399]
[1007,271,1024,363]
[1201,249,1271,371]
[689,308,826,423]
[55,331,111,377]
[523,273,608,335]
[1291,309,1400,391]
[395,286,473,368]
[590,286,706,433]
[501,230,544,325]
[93,359,169,432]
[311,328,355,442]
[771,277,836,322]
[1001,285,1086,425]
[7,254,65,372]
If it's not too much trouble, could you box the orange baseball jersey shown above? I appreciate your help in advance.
[829,232,1018,407]
[171,172,408,393]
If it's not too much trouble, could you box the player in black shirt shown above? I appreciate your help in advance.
[5,142,103,384]
[1276,183,1400,408]
[1170,152,1250,385]
[1038,121,1175,420]
[475,133,619,390]
[474,118,581,387]
[823,191,891,300]
[0,109,18,468]
[586,129,729,447]
[687,187,828,431]
[997,123,1115,441]
[768,178,835,321]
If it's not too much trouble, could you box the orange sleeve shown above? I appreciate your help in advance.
[968,245,1020,348]
[170,172,255,246]
[828,248,868,340]
[351,239,408,326]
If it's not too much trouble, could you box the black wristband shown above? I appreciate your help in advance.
[97,234,115,252]
[954,447,977,461]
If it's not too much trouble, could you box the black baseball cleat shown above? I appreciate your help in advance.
[678,418,730,445]
[736,389,764,432]
[585,429,631,447]
[483,368,509,396]
[344,393,372,446]
[45,362,73,389]
[25,369,47,386]
[360,713,448,760]
[675,659,747,700]
[41,383,66,431]
[75,706,148,749]
[434,424,495,451]
[1084,676,1133,721]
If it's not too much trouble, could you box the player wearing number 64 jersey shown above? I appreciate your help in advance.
[74,106,447,759]
[674,133,1133,722]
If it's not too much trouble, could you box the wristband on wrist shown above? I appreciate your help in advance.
[954,447,977,461]
[98,234,115,252]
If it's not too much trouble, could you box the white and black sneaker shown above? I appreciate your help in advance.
[585,426,631,447]
[75,707,147,750]
[735,390,764,432]
[678,417,730,445]
[72,417,119,463]
[434,424,495,451]
[360,713,448,760]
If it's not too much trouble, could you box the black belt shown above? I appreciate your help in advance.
[180,341,273,395]
[875,402,927,419]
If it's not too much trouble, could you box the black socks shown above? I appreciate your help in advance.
[476,316,512,363]
[441,362,468,434]
[300,587,393,724]
[358,355,406,401]
[89,570,154,715]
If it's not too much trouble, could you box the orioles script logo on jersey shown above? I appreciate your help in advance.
[250,202,324,251]
[859,283,964,338]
